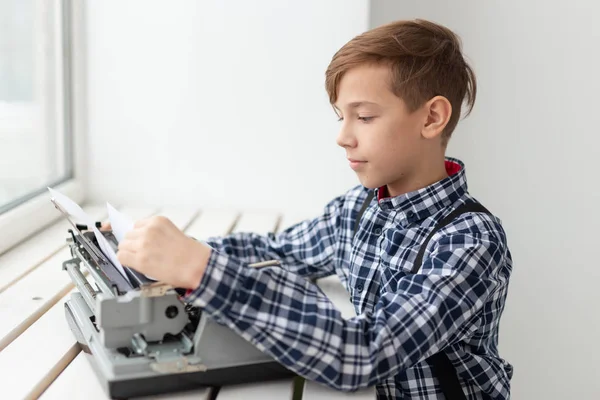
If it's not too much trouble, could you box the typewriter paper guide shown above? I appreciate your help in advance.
[48,187,138,286]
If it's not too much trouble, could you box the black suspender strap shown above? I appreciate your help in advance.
[412,201,491,273]
[429,351,469,400]
[413,201,492,400]
[353,196,492,400]
[353,191,375,237]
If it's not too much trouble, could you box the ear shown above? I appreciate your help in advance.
[421,96,452,140]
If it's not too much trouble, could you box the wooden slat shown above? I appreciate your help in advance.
[0,206,159,399]
[0,289,79,399]
[0,249,81,352]
[156,208,199,232]
[40,207,207,400]
[0,205,106,295]
[185,209,239,240]
[37,348,115,400]
[116,206,160,225]
[276,211,312,234]
[233,210,281,236]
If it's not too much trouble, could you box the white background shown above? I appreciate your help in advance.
[85,0,367,215]
[83,1,599,399]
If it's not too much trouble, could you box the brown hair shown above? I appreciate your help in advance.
[325,19,476,141]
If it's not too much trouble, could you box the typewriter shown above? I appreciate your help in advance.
[52,199,294,399]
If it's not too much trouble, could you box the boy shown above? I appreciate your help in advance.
[116,19,513,399]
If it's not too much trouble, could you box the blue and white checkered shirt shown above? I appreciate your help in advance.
[186,157,514,399]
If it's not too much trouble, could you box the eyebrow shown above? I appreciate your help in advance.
[333,101,381,112]
[347,101,380,108]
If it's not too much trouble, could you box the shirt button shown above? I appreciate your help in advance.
[236,290,249,302]
[356,285,363,292]
[406,211,415,220]
[374,228,382,235]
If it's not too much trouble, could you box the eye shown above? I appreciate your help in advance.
[358,116,375,123]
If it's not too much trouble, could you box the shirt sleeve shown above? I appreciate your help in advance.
[184,224,506,391]
[199,194,345,280]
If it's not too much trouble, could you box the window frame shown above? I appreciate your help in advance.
[0,0,87,255]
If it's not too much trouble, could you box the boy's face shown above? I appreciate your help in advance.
[334,64,447,196]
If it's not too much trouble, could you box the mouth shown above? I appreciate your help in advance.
[347,158,367,170]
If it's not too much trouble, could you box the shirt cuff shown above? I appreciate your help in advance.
[183,247,249,316]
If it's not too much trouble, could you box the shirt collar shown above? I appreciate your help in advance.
[375,157,468,225]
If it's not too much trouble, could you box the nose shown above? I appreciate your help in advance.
[336,121,357,149]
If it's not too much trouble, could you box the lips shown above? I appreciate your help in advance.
[348,158,367,170]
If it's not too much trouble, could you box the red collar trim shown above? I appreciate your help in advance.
[377,160,462,201]
[377,185,389,201]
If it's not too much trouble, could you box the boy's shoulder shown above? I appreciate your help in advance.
[443,195,508,241]
[429,195,512,271]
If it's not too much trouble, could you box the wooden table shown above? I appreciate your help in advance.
[0,205,375,399]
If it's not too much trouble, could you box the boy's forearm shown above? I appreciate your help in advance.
[199,231,284,270]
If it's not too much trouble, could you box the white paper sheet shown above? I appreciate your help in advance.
[107,202,134,243]
[48,187,94,228]
[48,188,133,286]
[92,224,132,284]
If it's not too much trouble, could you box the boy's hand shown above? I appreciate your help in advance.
[116,216,211,289]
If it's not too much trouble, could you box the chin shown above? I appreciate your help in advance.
[357,175,384,190]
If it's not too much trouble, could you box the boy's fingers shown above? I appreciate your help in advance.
[117,249,136,267]
[118,237,141,253]
[122,229,143,241]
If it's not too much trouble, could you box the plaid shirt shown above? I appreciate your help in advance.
[186,157,513,399]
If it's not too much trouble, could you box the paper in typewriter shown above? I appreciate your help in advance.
[48,187,134,286]
[106,202,133,243]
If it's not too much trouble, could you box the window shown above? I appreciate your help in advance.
[0,0,85,255]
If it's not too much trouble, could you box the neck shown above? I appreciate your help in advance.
[386,157,448,198]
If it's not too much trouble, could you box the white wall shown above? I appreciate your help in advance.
[369,1,600,399]
[85,0,368,215]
